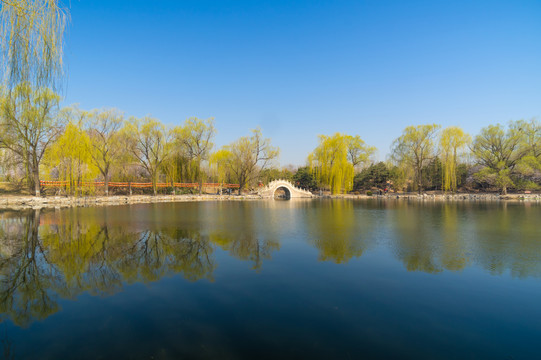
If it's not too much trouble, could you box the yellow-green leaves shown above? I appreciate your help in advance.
[218,128,279,194]
[209,148,233,185]
[172,117,216,190]
[43,121,98,195]
[309,133,373,194]
[0,82,62,195]
[471,121,535,194]
[439,127,471,192]
[124,116,172,195]
[346,135,376,169]
[86,108,124,194]
[391,124,440,194]
[0,0,68,89]
[176,117,216,161]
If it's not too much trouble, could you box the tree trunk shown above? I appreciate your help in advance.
[33,167,40,197]
[31,153,41,197]
[199,180,203,196]
[417,167,422,194]
[502,185,507,195]
[26,157,35,194]
[152,173,157,196]
[104,176,109,196]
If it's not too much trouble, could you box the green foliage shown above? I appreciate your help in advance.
[259,167,293,184]
[171,117,216,191]
[391,124,440,194]
[218,128,279,194]
[439,127,471,192]
[123,116,172,195]
[0,0,68,90]
[353,162,390,190]
[43,121,98,195]
[86,108,124,195]
[346,135,376,168]
[0,82,62,195]
[471,122,530,194]
[421,157,443,191]
[309,133,374,194]
[292,166,317,190]
[388,164,410,192]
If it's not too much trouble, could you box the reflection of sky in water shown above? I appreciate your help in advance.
[0,200,540,359]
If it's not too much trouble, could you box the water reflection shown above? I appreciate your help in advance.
[0,210,61,327]
[387,201,541,276]
[0,201,540,328]
[306,200,376,263]
[0,208,218,326]
[206,202,280,270]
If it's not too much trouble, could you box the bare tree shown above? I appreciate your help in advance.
[86,109,124,196]
[391,124,440,194]
[224,128,279,195]
[124,116,171,196]
[174,117,216,194]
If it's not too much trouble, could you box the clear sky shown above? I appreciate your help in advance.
[63,0,541,166]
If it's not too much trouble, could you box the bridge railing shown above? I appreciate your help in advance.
[258,179,313,195]
[40,181,240,189]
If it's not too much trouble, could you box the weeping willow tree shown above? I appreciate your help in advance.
[174,117,216,194]
[309,133,373,194]
[1,0,68,90]
[439,127,471,192]
[209,148,233,194]
[43,121,98,195]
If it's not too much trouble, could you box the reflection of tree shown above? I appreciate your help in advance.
[306,200,374,263]
[0,208,217,326]
[440,204,468,271]
[469,203,541,278]
[115,228,215,283]
[40,218,124,298]
[211,231,279,271]
[389,201,541,277]
[207,203,280,270]
[0,210,61,327]
[391,203,454,273]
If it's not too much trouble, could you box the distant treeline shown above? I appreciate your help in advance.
[301,122,541,195]
[1,84,539,196]
[0,84,278,196]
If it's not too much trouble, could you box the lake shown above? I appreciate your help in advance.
[0,200,540,359]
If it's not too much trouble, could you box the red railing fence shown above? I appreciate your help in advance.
[40,181,240,189]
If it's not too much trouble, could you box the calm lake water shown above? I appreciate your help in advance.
[0,200,540,359]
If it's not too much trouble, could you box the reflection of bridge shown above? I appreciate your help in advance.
[258,180,313,199]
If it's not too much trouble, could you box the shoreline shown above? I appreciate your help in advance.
[331,193,541,201]
[0,194,263,210]
[0,192,539,210]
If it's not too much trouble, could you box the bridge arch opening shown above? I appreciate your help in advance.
[273,186,291,200]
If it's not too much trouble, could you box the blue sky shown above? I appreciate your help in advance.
[63,0,541,166]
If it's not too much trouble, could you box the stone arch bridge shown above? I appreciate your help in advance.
[258,180,313,199]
